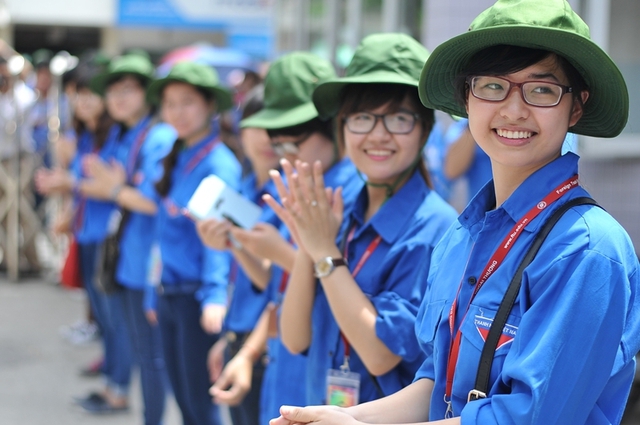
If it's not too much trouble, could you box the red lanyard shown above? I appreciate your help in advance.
[183,137,219,176]
[340,225,383,358]
[444,175,579,401]
[125,123,151,179]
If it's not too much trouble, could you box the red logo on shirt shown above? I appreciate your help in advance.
[474,310,518,350]
[164,198,180,217]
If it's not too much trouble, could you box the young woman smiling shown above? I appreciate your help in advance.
[271,1,640,424]
[270,33,457,407]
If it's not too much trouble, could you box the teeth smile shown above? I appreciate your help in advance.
[497,129,533,139]
[366,149,392,156]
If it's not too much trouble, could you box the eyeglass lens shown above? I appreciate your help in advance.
[471,76,567,106]
[346,112,417,134]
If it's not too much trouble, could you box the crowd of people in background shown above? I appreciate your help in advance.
[2,0,640,424]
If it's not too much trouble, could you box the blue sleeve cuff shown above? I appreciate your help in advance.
[143,285,158,311]
[196,282,228,308]
[373,292,422,360]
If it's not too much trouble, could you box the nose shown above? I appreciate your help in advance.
[368,116,392,141]
[499,87,530,121]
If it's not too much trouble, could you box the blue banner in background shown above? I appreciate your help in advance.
[117,0,275,59]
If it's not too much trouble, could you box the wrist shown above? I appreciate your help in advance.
[238,344,262,363]
[311,246,342,264]
[110,184,125,201]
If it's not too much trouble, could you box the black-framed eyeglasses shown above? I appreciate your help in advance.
[468,76,573,107]
[270,133,311,157]
[344,111,420,135]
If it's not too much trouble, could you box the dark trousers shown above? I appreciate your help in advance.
[79,242,132,394]
[158,293,221,425]
[224,332,266,425]
[122,287,167,425]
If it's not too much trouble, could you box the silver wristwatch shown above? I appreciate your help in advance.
[313,257,348,278]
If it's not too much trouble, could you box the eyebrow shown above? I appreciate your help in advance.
[527,72,561,83]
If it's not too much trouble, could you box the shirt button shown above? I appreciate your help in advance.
[468,276,477,285]
[328,351,333,357]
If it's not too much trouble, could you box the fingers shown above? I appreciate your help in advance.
[332,186,344,222]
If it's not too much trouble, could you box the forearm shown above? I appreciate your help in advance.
[114,186,157,215]
[279,251,315,353]
[268,240,297,273]
[240,306,271,358]
[319,264,400,376]
[443,128,476,180]
[231,247,271,291]
[349,379,434,424]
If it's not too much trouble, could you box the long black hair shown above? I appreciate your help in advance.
[154,85,215,198]
[73,65,114,149]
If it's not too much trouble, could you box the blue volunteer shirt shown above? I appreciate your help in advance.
[156,132,241,308]
[414,152,640,424]
[115,120,176,290]
[306,169,458,405]
[70,128,118,244]
[223,173,281,333]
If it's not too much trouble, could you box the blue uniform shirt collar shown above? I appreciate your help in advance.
[350,169,429,244]
[323,157,356,188]
[459,152,580,234]
[176,130,218,169]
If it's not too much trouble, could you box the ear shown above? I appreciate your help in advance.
[568,90,589,127]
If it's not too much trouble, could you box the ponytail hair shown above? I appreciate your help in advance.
[155,138,184,198]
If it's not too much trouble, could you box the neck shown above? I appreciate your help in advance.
[364,184,389,221]
[85,118,98,132]
[123,108,149,128]
[184,125,212,147]
[255,166,271,187]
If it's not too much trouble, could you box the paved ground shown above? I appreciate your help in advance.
[1,276,640,425]
[0,276,185,425]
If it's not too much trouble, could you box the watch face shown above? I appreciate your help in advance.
[315,258,332,276]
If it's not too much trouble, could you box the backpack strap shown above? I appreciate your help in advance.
[468,196,601,402]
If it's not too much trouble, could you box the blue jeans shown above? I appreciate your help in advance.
[123,287,167,425]
[79,242,132,395]
[158,293,221,425]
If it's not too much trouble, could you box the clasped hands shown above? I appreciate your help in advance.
[263,159,344,262]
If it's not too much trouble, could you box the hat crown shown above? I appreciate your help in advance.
[346,33,429,83]
[470,0,590,39]
[263,52,336,111]
[165,61,221,89]
[108,54,155,78]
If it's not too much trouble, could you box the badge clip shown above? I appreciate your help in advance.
[467,389,487,402]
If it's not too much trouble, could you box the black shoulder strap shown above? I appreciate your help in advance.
[468,196,601,402]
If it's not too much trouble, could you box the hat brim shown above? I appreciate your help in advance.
[90,71,153,97]
[419,25,629,138]
[240,102,320,130]
[147,78,233,112]
[313,71,419,119]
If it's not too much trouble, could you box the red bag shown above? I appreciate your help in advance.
[60,237,83,289]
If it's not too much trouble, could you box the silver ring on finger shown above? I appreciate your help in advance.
[310,200,318,207]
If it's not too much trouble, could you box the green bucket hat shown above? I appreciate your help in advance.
[240,52,336,130]
[90,53,155,96]
[419,0,629,138]
[147,61,233,111]
[313,33,430,118]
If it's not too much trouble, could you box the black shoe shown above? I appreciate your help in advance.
[78,394,129,414]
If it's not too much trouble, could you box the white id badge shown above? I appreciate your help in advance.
[326,368,360,407]
[147,243,162,287]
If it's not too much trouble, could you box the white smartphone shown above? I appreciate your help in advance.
[186,174,263,229]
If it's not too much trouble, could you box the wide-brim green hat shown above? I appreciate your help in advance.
[313,33,430,119]
[147,61,233,112]
[90,53,155,96]
[241,51,336,130]
[419,0,629,138]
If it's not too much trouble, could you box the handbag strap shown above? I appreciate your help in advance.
[468,196,601,402]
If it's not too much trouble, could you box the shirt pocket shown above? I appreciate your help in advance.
[452,303,521,400]
[416,299,447,349]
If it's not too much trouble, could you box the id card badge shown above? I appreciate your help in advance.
[326,368,360,407]
[147,243,162,287]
